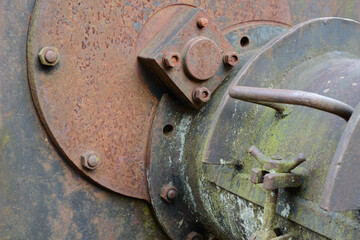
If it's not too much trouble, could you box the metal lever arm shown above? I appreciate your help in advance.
[229,86,354,121]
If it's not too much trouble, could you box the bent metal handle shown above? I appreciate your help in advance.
[229,86,354,121]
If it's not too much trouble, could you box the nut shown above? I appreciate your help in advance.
[160,185,178,203]
[223,52,240,67]
[38,47,59,66]
[81,151,100,170]
[187,232,203,240]
[197,18,208,28]
[163,52,181,68]
[192,87,211,103]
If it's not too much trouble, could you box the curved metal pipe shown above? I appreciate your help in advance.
[229,86,354,121]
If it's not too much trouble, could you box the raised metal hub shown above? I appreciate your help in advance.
[184,37,222,81]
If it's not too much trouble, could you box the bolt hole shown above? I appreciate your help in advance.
[230,55,238,63]
[240,36,250,47]
[163,124,174,136]
[234,164,243,172]
[201,91,209,99]
[274,228,284,236]
[171,55,179,64]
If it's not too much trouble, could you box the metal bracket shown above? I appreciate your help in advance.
[248,146,306,240]
[138,7,238,109]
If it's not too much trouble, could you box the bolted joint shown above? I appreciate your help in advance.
[38,47,59,66]
[197,18,208,28]
[81,151,100,170]
[192,87,211,103]
[223,52,240,67]
[187,232,203,240]
[160,184,178,203]
[163,52,181,68]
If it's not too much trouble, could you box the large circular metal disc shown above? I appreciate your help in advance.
[27,0,291,200]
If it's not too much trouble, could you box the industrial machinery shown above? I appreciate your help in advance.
[1,1,359,239]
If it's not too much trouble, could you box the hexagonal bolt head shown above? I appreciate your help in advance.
[197,18,208,28]
[187,232,203,240]
[160,185,178,203]
[163,52,181,68]
[192,87,211,103]
[223,52,240,67]
[38,47,59,66]
[81,151,100,170]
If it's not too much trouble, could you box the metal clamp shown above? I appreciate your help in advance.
[248,146,306,240]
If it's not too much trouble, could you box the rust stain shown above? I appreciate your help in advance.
[27,0,294,200]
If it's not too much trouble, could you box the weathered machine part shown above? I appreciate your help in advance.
[3,0,360,239]
[247,146,306,240]
[26,1,290,202]
[148,18,360,239]
[137,6,238,109]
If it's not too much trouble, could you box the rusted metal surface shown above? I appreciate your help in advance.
[321,102,360,211]
[229,86,354,120]
[27,0,165,201]
[184,37,222,81]
[138,6,236,109]
[0,1,167,239]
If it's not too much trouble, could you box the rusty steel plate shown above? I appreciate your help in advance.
[27,0,160,200]
[27,0,293,200]
[321,101,360,211]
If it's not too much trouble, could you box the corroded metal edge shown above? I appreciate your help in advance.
[146,94,208,240]
[321,102,360,211]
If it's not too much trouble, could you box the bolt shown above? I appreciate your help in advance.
[160,185,178,203]
[187,232,203,240]
[197,18,208,28]
[163,52,181,68]
[223,52,240,67]
[192,87,211,104]
[38,47,59,66]
[81,151,100,170]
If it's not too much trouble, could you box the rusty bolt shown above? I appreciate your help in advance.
[38,47,59,66]
[223,52,240,67]
[160,185,178,203]
[187,232,203,240]
[81,151,100,170]
[197,18,208,28]
[192,87,211,103]
[163,52,181,68]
